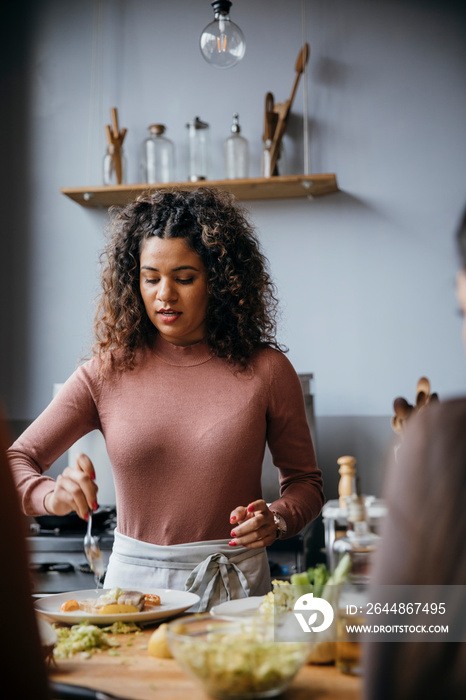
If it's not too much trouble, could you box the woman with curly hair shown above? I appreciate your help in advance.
[8,188,323,610]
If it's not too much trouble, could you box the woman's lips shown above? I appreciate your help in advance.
[157,310,182,324]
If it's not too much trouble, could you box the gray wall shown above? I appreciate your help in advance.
[1,0,466,502]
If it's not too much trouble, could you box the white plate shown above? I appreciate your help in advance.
[34,588,200,625]
[210,596,264,619]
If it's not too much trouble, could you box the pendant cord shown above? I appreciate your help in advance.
[87,0,104,184]
[301,0,310,175]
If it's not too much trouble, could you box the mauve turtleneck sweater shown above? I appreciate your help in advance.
[7,336,324,545]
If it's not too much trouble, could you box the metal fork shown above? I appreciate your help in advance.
[84,508,105,588]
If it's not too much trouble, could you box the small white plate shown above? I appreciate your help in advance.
[210,596,264,619]
[34,588,200,625]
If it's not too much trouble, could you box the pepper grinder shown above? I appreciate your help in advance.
[337,455,357,508]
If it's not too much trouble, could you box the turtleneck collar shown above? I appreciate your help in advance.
[152,333,213,367]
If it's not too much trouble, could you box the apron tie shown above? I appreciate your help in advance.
[185,551,252,612]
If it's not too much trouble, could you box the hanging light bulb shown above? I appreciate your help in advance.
[199,1,246,69]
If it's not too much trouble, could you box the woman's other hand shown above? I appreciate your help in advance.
[229,499,277,548]
[44,453,98,520]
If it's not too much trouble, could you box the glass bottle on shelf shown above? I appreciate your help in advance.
[224,113,249,179]
[262,142,287,177]
[141,124,175,184]
[261,139,272,178]
[185,116,211,182]
[103,144,127,186]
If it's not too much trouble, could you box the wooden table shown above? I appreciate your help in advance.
[49,628,362,700]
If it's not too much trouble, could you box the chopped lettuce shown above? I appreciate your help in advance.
[53,621,120,659]
[173,620,308,696]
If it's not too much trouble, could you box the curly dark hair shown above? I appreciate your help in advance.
[93,188,285,370]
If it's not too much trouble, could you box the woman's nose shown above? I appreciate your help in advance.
[157,278,177,301]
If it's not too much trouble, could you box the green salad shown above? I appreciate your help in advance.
[172,620,308,697]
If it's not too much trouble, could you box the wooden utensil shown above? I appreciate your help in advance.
[269,43,310,176]
[391,376,439,435]
[104,107,127,185]
[263,92,275,143]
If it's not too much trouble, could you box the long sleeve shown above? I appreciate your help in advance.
[266,351,324,536]
[7,360,102,515]
[7,337,324,545]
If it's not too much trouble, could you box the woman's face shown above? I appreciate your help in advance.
[457,270,466,351]
[139,236,209,346]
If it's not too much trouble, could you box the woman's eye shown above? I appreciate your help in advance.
[144,278,159,285]
[177,278,194,285]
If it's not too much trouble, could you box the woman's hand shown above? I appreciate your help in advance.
[44,453,99,520]
[228,499,277,549]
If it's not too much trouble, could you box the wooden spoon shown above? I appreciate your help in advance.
[393,397,413,420]
[269,43,310,175]
[415,377,430,408]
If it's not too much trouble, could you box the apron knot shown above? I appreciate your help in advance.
[185,551,251,612]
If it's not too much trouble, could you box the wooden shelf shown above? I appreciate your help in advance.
[60,173,338,208]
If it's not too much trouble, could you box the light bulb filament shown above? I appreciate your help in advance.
[216,34,228,52]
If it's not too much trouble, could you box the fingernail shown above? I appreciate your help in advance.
[247,505,255,513]
[92,501,99,511]
[230,516,237,523]
[229,540,237,546]
[84,512,89,521]
[230,531,236,538]
[90,471,96,480]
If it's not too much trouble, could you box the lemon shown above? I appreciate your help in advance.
[148,624,174,659]
[98,604,139,615]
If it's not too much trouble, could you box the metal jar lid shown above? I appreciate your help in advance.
[185,116,209,130]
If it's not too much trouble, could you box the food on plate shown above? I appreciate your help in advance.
[98,604,139,615]
[144,593,162,608]
[59,588,161,614]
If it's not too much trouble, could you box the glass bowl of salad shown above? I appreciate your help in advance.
[166,613,310,699]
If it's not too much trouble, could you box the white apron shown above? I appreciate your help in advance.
[104,530,272,612]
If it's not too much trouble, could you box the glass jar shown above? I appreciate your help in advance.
[336,580,369,675]
[103,145,126,186]
[224,113,249,179]
[333,496,379,676]
[333,496,381,584]
[141,124,175,184]
[262,141,287,177]
[185,116,210,181]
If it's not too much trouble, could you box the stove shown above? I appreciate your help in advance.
[26,510,116,595]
